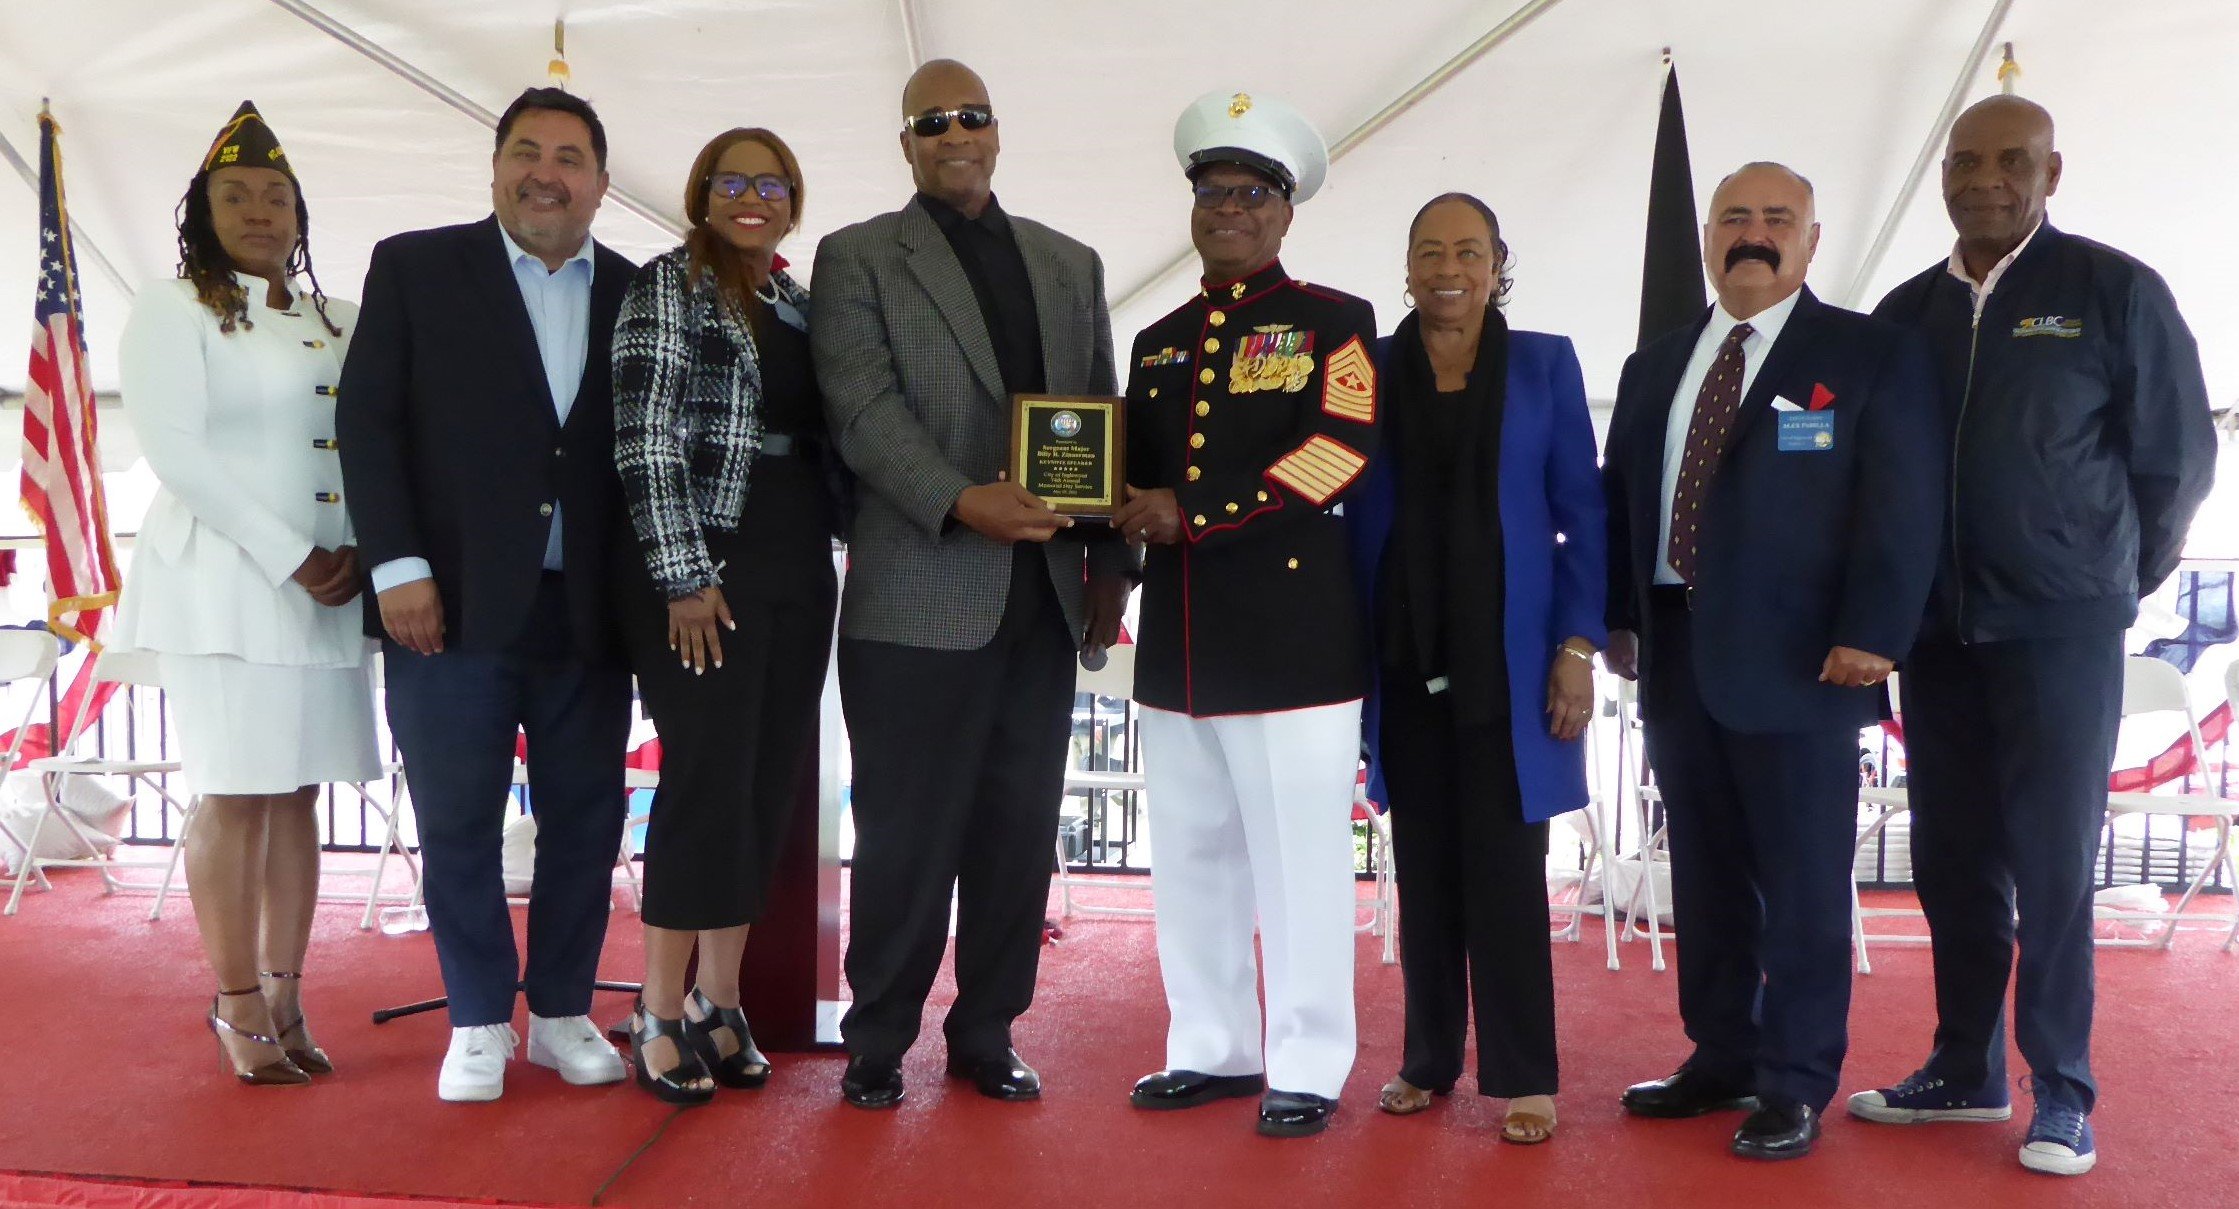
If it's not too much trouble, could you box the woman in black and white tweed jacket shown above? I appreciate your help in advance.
[609,126,838,1104]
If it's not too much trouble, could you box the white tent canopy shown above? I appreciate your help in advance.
[3,0,2234,413]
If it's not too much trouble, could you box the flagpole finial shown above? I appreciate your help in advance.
[548,18,571,90]
[1661,46,1672,66]
[1996,42,2020,94]
[39,97,49,117]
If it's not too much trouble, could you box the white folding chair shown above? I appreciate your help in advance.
[1610,680,1669,971]
[615,765,660,912]
[1849,672,1923,974]
[1352,788,1397,965]
[1551,696,1624,970]
[1052,645,1154,921]
[347,761,421,929]
[0,630,63,902]
[7,647,190,917]
[2094,657,2239,949]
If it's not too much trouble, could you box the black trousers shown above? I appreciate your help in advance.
[384,574,632,1026]
[617,524,837,931]
[1642,591,1859,1112]
[1902,632,2121,1112]
[1379,672,1558,1097]
[837,553,1077,1063]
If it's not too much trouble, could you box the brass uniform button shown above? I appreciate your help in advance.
[1256,491,1269,502]
[1225,502,1239,514]
[1199,368,1215,384]
[1193,514,1207,527]
[1203,338,1220,354]
[1208,311,1227,327]
[1186,466,1202,481]
[1195,402,1210,417]
[1190,433,1206,449]
[1287,558,1300,570]
[1149,387,1159,398]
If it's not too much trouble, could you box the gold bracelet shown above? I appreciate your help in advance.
[1558,644,1595,665]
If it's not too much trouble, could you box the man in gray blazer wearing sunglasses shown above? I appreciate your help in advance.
[810,58,1133,1110]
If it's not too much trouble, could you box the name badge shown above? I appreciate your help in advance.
[1776,411,1835,452]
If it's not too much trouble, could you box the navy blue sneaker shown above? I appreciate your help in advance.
[2020,1098,2096,1175]
[1846,1069,2012,1124]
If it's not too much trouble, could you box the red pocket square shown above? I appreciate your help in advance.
[1809,383,1836,411]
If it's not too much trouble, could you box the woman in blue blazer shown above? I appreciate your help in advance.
[1347,194,1606,1144]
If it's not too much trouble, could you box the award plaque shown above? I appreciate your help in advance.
[1008,394,1125,519]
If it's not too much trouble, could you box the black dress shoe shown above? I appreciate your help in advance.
[1257,1090,1336,1138]
[1732,1100,1821,1160]
[1129,1069,1268,1110]
[946,1049,1041,1101]
[1621,1068,1760,1118]
[841,1055,905,1110]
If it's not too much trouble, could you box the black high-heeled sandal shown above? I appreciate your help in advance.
[260,970,333,1075]
[684,988,772,1089]
[208,987,311,1087]
[630,1003,716,1106]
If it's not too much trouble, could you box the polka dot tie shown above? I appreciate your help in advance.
[1665,322,1754,583]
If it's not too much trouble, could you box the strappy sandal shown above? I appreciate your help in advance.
[1501,1097,1558,1145]
[261,970,333,1075]
[629,1002,716,1106]
[208,987,311,1087]
[1377,1077,1450,1115]
[684,988,772,1089]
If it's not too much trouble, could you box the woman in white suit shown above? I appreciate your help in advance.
[111,102,378,1086]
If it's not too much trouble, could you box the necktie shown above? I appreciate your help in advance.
[1665,322,1754,583]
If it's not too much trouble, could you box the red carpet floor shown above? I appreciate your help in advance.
[0,870,2232,1208]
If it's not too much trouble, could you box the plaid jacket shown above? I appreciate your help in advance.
[612,246,813,598]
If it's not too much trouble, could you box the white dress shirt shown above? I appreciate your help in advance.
[370,224,596,593]
[1653,287,1803,586]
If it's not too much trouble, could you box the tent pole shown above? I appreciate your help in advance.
[1112,0,1570,315]
[1841,0,2016,308]
[265,0,682,238]
[0,123,134,299]
[896,0,925,69]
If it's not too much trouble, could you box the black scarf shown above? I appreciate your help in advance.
[1380,304,1511,726]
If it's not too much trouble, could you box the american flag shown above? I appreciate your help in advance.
[21,108,119,643]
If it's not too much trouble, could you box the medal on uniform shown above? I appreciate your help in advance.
[1228,329,1316,394]
[1009,393,1127,519]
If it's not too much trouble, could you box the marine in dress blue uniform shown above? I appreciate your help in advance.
[1115,90,1378,1139]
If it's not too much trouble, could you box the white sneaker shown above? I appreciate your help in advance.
[527,1013,627,1086]
[439,1023,518,1102]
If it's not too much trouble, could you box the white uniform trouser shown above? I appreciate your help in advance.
[1139,700,1360,1099]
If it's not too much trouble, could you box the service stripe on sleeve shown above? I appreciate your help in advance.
[1269,434,1367,505]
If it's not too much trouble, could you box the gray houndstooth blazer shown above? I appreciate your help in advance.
[812,200,1124,650]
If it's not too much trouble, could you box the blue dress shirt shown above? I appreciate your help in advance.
[370,222,595,592]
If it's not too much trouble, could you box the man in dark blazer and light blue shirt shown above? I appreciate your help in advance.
[1602,162,1943,1160]
[810,59,1132,1110]
[339,88,635,1102]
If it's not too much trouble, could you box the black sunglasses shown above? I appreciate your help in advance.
[905,105,995,138]
[1192,182,1280,211]
[710,173,794,203]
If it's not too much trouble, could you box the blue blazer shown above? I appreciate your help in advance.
[1347,329,1608,823]
[1602,287,1945,733]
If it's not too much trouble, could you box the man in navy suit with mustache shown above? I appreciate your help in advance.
[1601,162,1943,1160]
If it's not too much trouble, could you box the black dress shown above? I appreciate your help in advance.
[617,313,839,931]
[1376,378,1560,1100]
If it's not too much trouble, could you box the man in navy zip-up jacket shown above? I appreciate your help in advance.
[1849,95,2214,1178]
